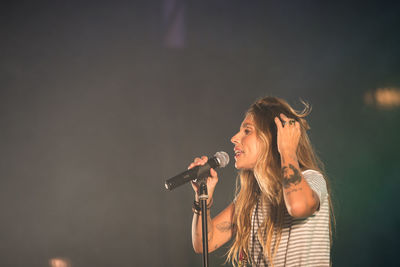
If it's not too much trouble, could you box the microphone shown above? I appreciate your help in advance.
[164,151,230,191]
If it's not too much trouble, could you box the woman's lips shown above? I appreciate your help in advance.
[234,150,243,159]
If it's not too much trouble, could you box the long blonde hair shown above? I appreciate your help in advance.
[227,96,333,266]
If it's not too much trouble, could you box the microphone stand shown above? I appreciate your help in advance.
[198,177,210,267]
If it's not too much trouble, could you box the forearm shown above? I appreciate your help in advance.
[191,208,213,253]
[191,201,234,254]
[281,153,319,218]
[188,156,233,253]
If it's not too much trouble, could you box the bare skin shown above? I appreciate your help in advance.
[190,113,320,253]
[274,113,320,218]
[189,156,234,253]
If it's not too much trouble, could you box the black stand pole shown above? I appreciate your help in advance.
[198,178,209,267]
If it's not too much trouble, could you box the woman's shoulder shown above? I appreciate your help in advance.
[302,169,328,198]
[302,169,324,181]
[302,169,322,175]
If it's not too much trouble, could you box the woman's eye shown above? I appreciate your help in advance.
[244,129,251,135]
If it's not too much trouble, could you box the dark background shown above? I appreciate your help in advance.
[1,1,399,266]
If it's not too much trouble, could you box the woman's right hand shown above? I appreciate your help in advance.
[189,156,234,254]
[188,156,219,202]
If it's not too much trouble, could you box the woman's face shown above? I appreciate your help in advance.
[231,114,263,170]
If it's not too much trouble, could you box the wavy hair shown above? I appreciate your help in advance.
[226,96,334,266]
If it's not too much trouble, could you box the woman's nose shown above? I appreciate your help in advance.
[231,132,239,144]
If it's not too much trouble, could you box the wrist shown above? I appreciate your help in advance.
[280,152,298,163]
[192,197,213,215]
[195,190,214,204]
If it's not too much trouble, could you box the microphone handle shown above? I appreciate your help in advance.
[165,157,219,190]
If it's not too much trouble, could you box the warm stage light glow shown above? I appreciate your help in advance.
[364,87,400,109]
[49,258,71,267]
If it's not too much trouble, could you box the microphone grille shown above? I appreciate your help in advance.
[214,151,230,168]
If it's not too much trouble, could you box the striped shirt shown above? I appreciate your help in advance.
[249,170,330,267]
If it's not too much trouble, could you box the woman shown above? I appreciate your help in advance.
[189,97,333,267]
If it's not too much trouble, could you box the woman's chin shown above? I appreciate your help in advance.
[235,162,254,171]
[235,162,246,170]
[234,162,241,169]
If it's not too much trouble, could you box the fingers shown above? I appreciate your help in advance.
[188,156,208,169]
[278,114,298,128]
[191,180,199,190]
[295,120,300,130]
[275,114,293,131]
[189,160,219,194]
[280,113,289,121]
[274,116,283,131]
[210,168,217,177]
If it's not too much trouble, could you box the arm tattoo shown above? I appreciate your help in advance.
[282,164,302,189]
[216,221,233,233]
[285,187,302,196]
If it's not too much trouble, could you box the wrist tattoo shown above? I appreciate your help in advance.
[285,187,302,196]
[282,164,302,189]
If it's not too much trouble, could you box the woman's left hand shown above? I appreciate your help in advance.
[274,113,301,156]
